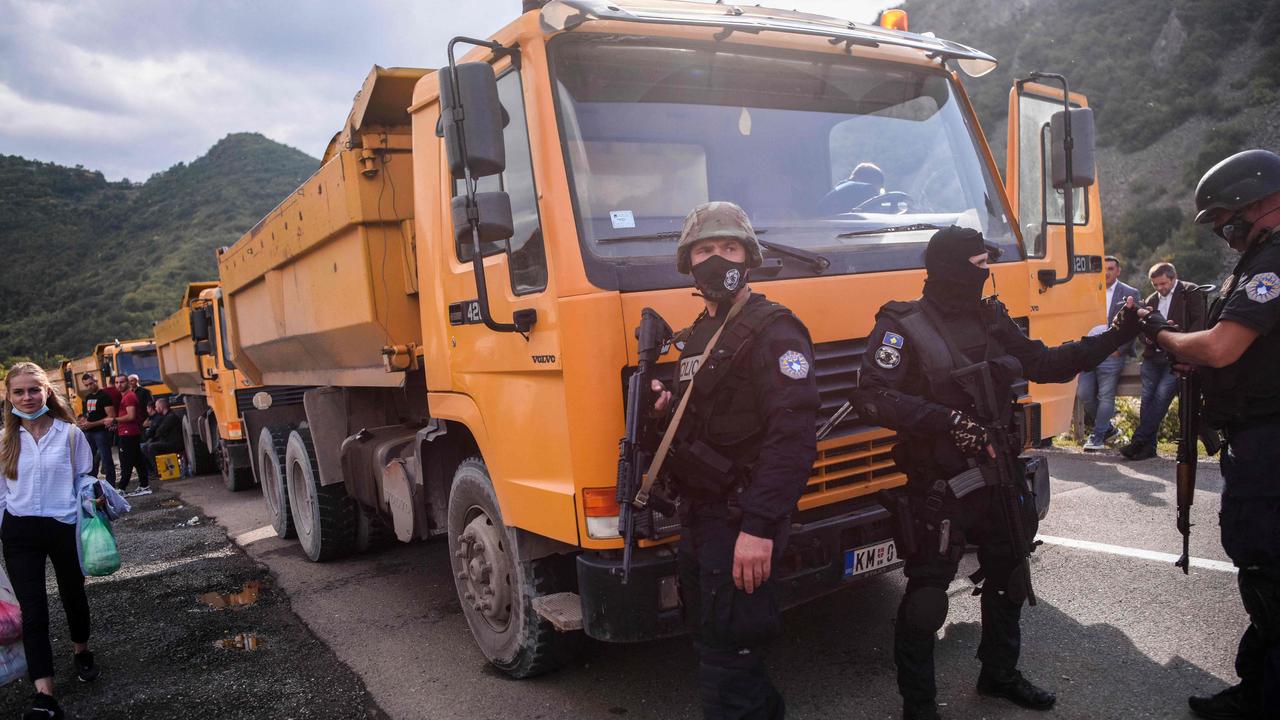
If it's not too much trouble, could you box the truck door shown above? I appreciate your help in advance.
[1006,82,1107,435]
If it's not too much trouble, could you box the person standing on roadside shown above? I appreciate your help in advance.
[74,373,116,489]
[1077,255,1140,451]
[648,202,819,720]
[1135,149,1280,719]
[126,375,152,419]
[1,362,101,720]
[1121,262,1209,460]
[110,374,150,497]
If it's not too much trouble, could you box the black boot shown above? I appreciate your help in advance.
[976,668,1056,710]
[1188,683,1262,719]
[902,702,941,720]
[23,692,63,720]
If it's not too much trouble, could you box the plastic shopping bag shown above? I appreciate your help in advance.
[0,641,25,686]
[80,511,121,577]
[0,564,20,645]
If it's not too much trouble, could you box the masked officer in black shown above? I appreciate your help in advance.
[649,201,819,719]
[852,226,1141,720]
[1134,149,1280,720]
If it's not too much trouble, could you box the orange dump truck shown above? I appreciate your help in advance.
[216,0,1106,677]
[155,282,259,489]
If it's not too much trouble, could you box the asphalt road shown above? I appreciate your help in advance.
[166,446,1243,720]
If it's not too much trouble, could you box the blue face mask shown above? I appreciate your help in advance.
[10,405,50,421]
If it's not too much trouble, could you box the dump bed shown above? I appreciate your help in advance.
[155,282,218,396]
[218,66,428,388]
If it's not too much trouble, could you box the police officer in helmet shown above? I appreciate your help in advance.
[853,226,1141,720]
[1135,149,1280,719]
[650,201,819,719]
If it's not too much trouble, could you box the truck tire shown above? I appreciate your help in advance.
[218,440,255,492]
[285,427,356,562]
[353,505,395,554]
[183,413,217,476]
[447,457,582,678]
[257,425,294,539]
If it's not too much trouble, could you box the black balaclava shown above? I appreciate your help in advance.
[922,225,990,307]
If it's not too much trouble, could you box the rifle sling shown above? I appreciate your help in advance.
[635,292,752,507]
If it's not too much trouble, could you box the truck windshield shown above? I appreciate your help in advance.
[549,35,1018,291]
[116,350,162,387]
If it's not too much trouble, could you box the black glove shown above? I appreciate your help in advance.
[1109,302,1140,340]
[1138,308,1176,344]
[948,411,990,457]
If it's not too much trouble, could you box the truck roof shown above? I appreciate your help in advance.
[540,0,996,77]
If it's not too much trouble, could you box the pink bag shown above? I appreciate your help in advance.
[0,563,20,646]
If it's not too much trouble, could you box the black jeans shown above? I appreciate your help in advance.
[85,428,115,489]
[678,502,788,720]
[1219,423,1280,715]
[894,481,1037,712]
[1,513,91,681]
[117,435,147,490]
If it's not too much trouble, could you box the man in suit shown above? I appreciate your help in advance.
[1121,262,1209,459]
[1078,256,1141,451]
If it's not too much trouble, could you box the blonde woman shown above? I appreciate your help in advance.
[1,362,99,720]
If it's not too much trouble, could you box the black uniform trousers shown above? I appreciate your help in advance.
[1,512,91,682]
[1218,422,1280,715]
[894,479,1032,711]
[678,502,788,720]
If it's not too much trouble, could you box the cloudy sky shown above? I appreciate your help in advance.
[0,0,898,181]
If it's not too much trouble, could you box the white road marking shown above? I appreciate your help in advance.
[88,546,239,583]
[234,525,278,546]
[1037,534,1238,573]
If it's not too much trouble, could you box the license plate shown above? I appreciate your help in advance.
[843,539,898,578]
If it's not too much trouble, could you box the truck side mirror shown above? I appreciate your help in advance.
[451,192,514,248]
[1049,107,1096,189]
[439,62,506,180]
[190,307,211,342]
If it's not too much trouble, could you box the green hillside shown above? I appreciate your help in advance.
[904,0,1280,288]
[0,133,318,368]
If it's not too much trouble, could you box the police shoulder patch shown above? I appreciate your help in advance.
[1245,272,1280,303]
[874,345,901,369]
[778,350,810,379]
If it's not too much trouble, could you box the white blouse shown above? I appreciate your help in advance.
[0,419,92,525]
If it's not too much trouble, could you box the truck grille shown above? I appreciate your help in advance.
[235,386,310,414]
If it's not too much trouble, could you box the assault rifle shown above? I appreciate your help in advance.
[1172,283,1220,575]
[615,308,672,584]
[953,360,1039,606]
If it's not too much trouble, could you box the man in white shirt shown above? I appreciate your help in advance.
[1078,256,1140,451]
[1122,262,1209,459]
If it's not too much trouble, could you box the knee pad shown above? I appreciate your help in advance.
[902,587,948,634]
[1240,567,1280,645]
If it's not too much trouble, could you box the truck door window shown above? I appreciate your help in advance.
[216,301,236,370]
[452,69,548,295]
[1017,93,1086,258]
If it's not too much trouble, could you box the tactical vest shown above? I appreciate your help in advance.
[1202,233,1280,429]
[877,298,1024,420]
[667,295,797,497]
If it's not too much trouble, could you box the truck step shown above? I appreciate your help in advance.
[531,592,583,632]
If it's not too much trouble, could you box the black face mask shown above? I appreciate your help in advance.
[690,254,749,302]
[921,226,990,306]
[1217,212,1254,251]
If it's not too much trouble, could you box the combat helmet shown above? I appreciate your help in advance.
[1194,149,1280,224]
[676,202,764,274]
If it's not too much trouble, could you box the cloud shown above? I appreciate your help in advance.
[0,0,897,180]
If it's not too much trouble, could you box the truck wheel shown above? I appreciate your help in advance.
[257,426,294,539]
[285,427,355,562]
[183,413,217,475]
[447,457,582,678]
[218,440,255,492]
[353,505,395,554]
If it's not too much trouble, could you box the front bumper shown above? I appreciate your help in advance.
[575,497,902,643]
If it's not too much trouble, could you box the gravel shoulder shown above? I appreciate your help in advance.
[0,482,389,720]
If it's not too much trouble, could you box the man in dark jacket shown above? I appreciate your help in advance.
[853,226,1140,720]
[649,201,819,720]
[142,397,184,481]
[1121,262,1209,459]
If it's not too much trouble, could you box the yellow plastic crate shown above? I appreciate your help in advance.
[155,453,182,481]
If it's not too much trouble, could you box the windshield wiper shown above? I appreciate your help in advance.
[595,230,682,244]
[835,223,941,239]
[758,238,830,274]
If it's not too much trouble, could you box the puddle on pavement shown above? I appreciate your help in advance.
[199,580,263,609]
[214,633,263,651]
